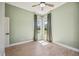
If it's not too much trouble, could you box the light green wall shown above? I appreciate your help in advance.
[52,2,79,49]
[5,4,34,44]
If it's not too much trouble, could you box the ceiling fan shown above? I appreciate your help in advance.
[32,2,54,7]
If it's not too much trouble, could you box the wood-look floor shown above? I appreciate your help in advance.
[5,41,79,56]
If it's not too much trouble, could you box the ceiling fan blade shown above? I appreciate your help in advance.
[45,3,54,7]
[32,4,40,7]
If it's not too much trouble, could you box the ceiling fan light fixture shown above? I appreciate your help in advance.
[40,3,45,7]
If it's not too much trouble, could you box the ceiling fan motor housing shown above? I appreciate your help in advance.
[40,2,46,7]
[40,2,45,4]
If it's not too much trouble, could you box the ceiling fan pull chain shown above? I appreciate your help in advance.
[41,7,44,11]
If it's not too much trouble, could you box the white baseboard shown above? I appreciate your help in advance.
[7,40,33,47]
[53,41,79,52]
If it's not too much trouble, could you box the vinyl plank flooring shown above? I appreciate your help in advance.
[5,41,79,56]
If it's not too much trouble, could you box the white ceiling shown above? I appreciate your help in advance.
[7,2,66,15]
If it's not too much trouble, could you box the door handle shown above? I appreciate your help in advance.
[5,33,9,35]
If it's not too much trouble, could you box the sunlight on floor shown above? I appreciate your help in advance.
[38,40,48,46]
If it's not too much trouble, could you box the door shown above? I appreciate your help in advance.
[37,16,48,41]
[5,17,10,47]
[34,14,52,42]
